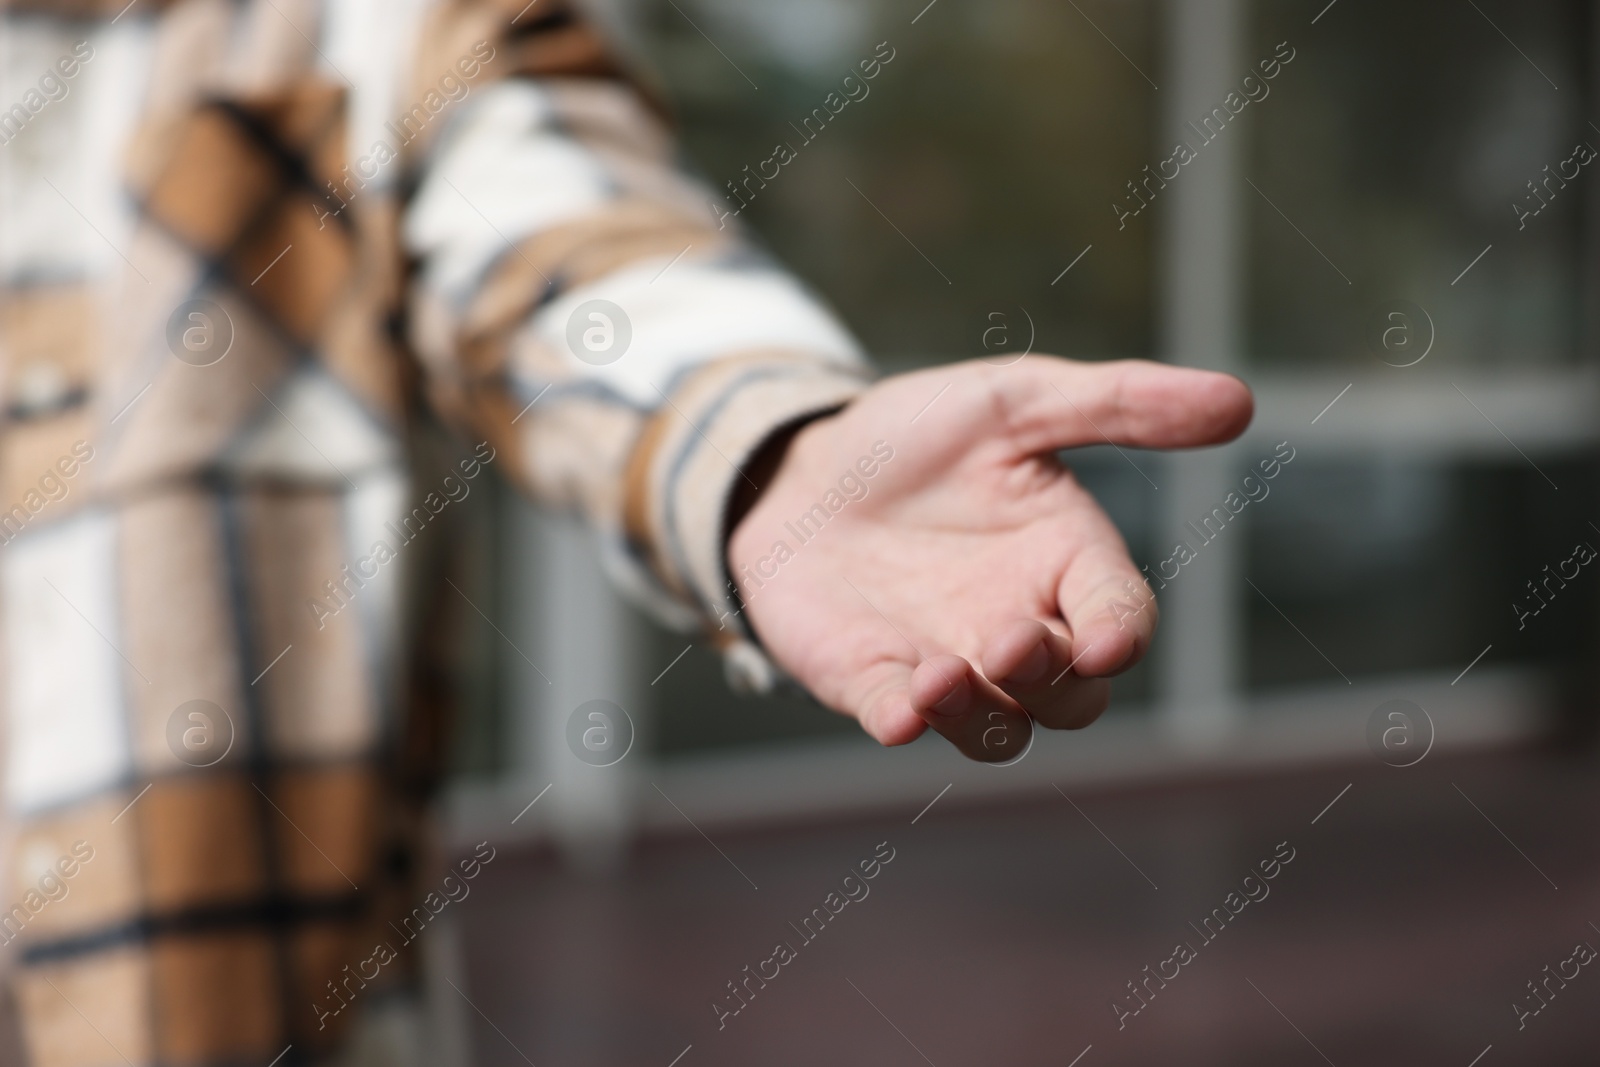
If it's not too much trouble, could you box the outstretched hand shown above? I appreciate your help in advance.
[726,356,1253,762]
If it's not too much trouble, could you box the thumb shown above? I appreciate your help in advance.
[988,357,1254,456]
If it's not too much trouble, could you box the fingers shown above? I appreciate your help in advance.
[909,655,1034,764]
[990,358,1254,456]
[1057,541,1159,679]
[848,660,929,748]
[979,619,1111,730]
[853,627,1115,763]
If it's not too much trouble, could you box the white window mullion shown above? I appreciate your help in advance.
[1156,0,1248,749]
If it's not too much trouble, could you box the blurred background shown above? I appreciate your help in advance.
[427,0,1600,1063]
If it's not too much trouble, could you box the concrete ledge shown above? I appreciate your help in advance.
[446,665,1552,849]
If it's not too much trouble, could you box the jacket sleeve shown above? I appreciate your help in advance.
[398,0,870,684]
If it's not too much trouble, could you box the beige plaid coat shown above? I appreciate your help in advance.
[0,0,868,1061]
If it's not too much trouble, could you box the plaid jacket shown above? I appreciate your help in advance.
[0,0,867,1062]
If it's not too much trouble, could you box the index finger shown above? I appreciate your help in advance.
[1053,509,1160,679]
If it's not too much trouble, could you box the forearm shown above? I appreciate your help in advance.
[402,10,870,633]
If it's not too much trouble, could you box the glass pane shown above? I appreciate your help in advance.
[626,0,1160,367]
[1246,0,1594,368]
[1246,458,1600,688]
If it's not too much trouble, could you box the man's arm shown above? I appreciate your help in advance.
[401,0,870,673]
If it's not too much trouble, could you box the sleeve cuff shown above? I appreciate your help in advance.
[621,352,868,689]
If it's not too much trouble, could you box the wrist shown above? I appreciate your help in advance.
[723,411,836,620]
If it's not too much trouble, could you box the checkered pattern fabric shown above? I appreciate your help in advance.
[0,0,868,1062]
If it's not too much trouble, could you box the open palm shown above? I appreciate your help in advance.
[727,356,1254,762]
